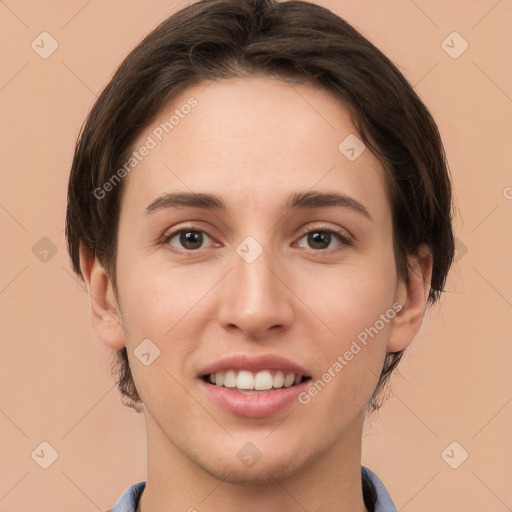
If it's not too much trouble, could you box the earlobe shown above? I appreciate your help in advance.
[386,245,433,353]
[79,243,126,350]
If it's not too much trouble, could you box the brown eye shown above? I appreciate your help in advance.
[165,229,213,251]
[307,231,332,250]
[296,227,351,251]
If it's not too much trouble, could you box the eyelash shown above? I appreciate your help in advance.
[161,224,353,253]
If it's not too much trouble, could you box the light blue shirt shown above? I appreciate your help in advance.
[106,466,397,512]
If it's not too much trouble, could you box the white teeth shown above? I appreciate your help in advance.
[273,370,284,388]
[209,369,305,390]
[237,370,254,389]
[284,372,295,387]
[254,370,273,390]
[224,369,237,388]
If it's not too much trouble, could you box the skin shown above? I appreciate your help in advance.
[80,76,432,512]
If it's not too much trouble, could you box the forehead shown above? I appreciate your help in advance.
[120,76,390,224]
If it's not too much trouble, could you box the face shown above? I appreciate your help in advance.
[113,76,403,483]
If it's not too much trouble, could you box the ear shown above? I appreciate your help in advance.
[79,243,126,350]
[387,244,433,353]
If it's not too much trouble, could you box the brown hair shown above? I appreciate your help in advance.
[66,0,455,414]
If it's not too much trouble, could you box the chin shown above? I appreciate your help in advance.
[202,459,304,486]
[195,442,315,487]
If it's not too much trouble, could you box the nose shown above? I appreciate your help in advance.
[217,246,294,340]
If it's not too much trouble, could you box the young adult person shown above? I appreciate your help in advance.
[65,1,455,510]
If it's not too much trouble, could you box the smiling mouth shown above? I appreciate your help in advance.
[201,369,311,393]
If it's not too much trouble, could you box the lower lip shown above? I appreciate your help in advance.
[199,378,311,418]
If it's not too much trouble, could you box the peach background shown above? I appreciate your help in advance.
[1,1,511,511]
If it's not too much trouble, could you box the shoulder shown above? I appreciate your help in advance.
[105,481,146,512]
[361,466,398,512]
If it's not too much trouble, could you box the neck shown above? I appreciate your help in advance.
[137,410,369,512]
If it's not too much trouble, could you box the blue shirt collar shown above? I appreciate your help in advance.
[107,466,397,512]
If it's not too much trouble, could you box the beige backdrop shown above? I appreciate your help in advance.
[1,1,511,511]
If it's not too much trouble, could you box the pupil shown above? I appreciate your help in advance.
[309,231,330,249]
[181,231,202,249]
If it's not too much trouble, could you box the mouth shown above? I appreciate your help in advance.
[200,369,312,394]
[197,353,313,417]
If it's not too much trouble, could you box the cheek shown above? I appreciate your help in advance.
[295,254,396,396]
[115,252,208,383]
[301,299,392,418]
[116,244,193,331]
[298,253,397,343]
[116,262,199,409]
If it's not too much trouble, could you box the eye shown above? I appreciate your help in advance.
[161,225,352,253]
[296,227,352,251]
[163,228,216,251]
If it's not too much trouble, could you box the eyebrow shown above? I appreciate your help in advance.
[144,190,373,222]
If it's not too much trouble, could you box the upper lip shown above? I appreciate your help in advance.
[199,353,311,377]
